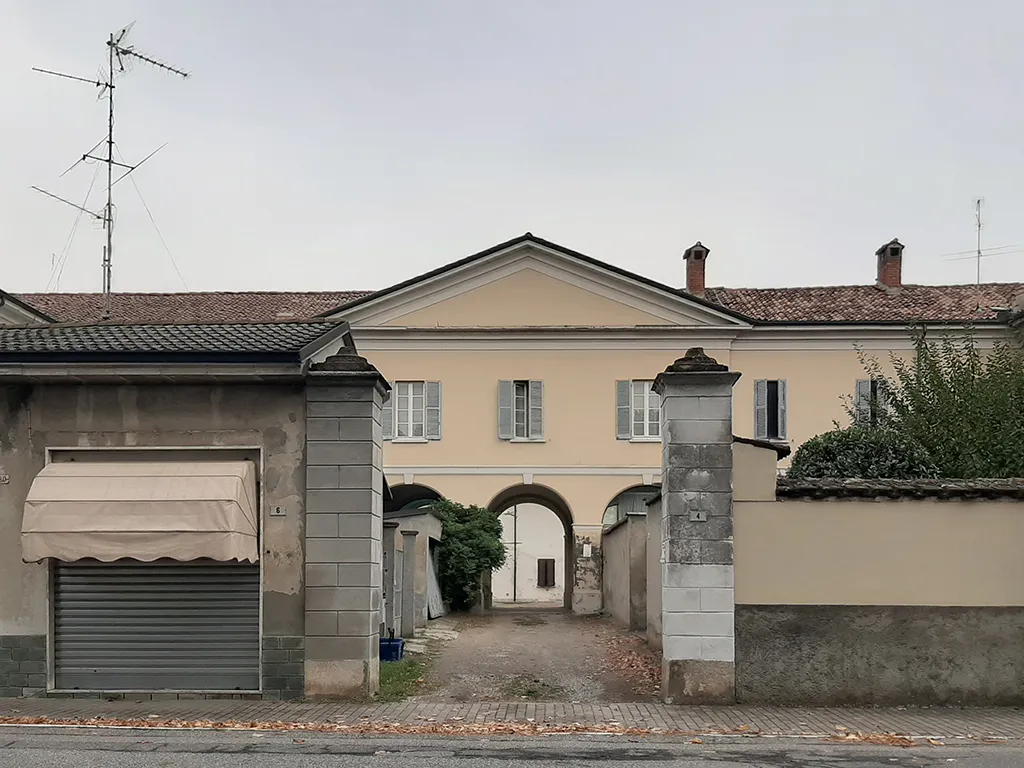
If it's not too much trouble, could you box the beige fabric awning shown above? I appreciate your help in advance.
[22,461,259,563]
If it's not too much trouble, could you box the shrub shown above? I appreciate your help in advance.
[854,326,1024,478]
[433,499,506,611]
[787,425,939,480]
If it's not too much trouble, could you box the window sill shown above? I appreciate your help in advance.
[507,438,546,444]
[628,437,661,444]
[756,437,790,445]
[391,438,429,444]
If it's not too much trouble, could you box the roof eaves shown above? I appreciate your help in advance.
[298,320,353,362]
[0,290,57,323]
[0,350,302,365]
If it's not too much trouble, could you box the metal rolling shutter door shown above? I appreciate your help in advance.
[53,559,260,691]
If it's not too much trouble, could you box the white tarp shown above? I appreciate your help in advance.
[22,461,259,563]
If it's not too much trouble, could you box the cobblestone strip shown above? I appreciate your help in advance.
[2,697,1024,739]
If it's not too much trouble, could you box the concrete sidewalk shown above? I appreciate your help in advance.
[1,696,1024,740]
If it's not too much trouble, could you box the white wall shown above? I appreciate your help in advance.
[492,503,565,604]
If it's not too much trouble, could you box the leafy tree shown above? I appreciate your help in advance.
[857,325,1024,478]
[787,425,939,480]
[789,325,1024,479]
[433,499,506,611]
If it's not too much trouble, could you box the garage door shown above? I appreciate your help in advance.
[53,559,260,691]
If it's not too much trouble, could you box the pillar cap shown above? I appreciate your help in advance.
[663,347,729,373]
[306,348,391,394]
[654,348,740,394]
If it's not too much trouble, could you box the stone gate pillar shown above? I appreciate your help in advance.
[304,350,389,698]
[653,348,740,704]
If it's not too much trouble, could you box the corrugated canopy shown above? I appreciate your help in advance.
[22,461,258,563]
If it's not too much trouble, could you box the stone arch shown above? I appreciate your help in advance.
[602,484,661,528]
[385,482,443,513]
[486,484,575,611]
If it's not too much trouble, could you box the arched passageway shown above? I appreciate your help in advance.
[487,484,575,611]
[602,485,661,527]
[385,483,443,513]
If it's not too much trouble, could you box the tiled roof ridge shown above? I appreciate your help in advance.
[777,477,1024,499]
[0,318,340,331]
[13,289,372,297]
[14,281,1024,298]
[709,281,1024,292]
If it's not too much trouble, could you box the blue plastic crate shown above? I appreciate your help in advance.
[380,637,405,662]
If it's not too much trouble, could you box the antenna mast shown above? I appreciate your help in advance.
[974,197,984,289]
[32,24,189,319]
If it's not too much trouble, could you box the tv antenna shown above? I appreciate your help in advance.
[31,23,189,319]
[974,197,984,289]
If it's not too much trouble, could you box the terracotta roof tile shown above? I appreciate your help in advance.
[704,283,1024,323]
[777,477,1024,499]
[12,291,369,324]
[12,281,1024,326]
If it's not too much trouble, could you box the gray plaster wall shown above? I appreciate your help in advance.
[0,382,307,692]
[0,385,45,635]
[601,514,647,631]
[390,514,442,628]
[646,498,663,649]
[736,605,1024,706]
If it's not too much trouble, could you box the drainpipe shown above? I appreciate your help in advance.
[512,505,518,603]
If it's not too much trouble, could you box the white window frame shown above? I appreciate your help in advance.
[630,380,660,440]
[383,381,442,442]
[394,381,426,441]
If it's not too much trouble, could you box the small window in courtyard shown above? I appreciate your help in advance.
[537,558,556,588]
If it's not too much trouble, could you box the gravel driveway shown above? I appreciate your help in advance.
[409,607,661,703]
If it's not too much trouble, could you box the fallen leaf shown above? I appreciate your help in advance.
[690,737,703,744]
[824,731,916,748]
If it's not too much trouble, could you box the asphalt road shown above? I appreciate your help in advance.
[0,727,1019,767]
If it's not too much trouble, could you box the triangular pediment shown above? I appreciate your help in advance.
[329,237,748,329]
[0,291,54,326]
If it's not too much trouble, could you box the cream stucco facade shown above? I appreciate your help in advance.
[305,236,1012,613]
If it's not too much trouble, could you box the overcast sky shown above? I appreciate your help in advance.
[2,1,1023,295]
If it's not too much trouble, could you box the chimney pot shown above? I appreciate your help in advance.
[683,241,710,298]
[875,238,903,289]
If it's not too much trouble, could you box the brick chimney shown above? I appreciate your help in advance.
[683,241,710,298]
[875,238,904,289]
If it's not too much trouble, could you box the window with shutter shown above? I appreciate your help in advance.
[500,380,545,440]
[630,380,659,439]
[537,558,556,588]
[754,380,787,440]
[390,381,441,441]
[855,378,886,425]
